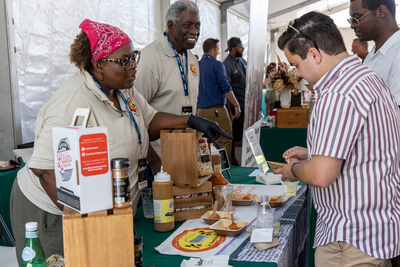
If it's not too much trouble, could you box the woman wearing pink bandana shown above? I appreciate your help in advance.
[10,19,231,262]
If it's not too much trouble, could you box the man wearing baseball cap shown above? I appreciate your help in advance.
[223,37,247,165]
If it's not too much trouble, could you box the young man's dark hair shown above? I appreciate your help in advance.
[350,0,396,17]
[203,38,219,53]
[278,12,347,59]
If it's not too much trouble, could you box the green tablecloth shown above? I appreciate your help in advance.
[260,127,307,163]
[134,166,308,267]
[0,164,24,246]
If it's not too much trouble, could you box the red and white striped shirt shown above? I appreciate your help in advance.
[308,55,400,259]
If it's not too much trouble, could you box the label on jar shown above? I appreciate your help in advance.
[113,177,130,203]
[213,164,221,172]
[198,138,211,163]
[153,198,174,223]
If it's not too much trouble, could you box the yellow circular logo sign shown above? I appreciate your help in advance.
[172,228,225,252]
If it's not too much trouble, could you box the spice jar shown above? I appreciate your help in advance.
[111,158,131,209]
[134,235,143,267]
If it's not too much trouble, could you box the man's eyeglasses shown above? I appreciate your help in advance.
[347,9,373,26]
[101,50,141,71]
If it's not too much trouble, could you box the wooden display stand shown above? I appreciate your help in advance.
[277,107,308,128]
[173,181,213,221]
[160,129,198,187]
[63,207,134,267]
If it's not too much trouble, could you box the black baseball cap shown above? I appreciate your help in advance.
[225,37,242,52]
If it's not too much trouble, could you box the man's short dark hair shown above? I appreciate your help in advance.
[350,0,396,18]
[277,12,346,59]
[203,38,219,53]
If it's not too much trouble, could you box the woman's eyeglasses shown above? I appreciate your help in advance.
[101,50,141,71]
[347,9,373,26]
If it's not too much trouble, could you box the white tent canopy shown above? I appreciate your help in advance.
[0,0,399,159]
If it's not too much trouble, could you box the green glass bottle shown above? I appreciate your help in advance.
[21,222,46,267]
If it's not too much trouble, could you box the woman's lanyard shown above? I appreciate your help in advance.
[164,32,189,96]
[91,75,142,145]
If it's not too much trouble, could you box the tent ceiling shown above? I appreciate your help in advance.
[215,0,350,31]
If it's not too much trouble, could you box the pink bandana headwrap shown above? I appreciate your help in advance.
[79,19,132,62]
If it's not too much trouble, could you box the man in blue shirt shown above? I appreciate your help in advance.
[197,38,241,164]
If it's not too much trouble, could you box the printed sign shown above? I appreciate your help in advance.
[79,133,109,176]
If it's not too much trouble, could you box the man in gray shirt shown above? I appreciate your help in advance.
[223,37,246,165]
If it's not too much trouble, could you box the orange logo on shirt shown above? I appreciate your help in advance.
[190,64,197,75]
[128,99,137,112]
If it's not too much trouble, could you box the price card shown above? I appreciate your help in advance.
[245,128,270,173]
[250,228,273,243]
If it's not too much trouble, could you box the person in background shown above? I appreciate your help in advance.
[135,0,200,175]
[197,38,241,164]
[349,0,400,107]
[351,38,368,61]
[10,19,230,264]
[223,37,247,165]
[273,11,400,266]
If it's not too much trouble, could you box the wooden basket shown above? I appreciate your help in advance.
[63,207,134,267]
[173,181,213,221]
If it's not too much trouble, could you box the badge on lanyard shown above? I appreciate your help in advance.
[181,106,193,116]
[138,158,147,190]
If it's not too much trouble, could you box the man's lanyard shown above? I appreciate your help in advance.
[164,32,189,96]
[91,75,142,145]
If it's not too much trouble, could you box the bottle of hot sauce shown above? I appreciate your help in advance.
[152,169,174,232]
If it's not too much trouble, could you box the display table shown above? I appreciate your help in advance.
[135,166,310,266]
[260,127,307,162]
[0,164,24,246]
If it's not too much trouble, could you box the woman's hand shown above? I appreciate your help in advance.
[149,113,232,143]
[282,146,308,163]
[187,115,233,143]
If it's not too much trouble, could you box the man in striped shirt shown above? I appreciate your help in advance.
[274,11,400,266]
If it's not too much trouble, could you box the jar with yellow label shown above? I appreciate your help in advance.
[152,170,174,232]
